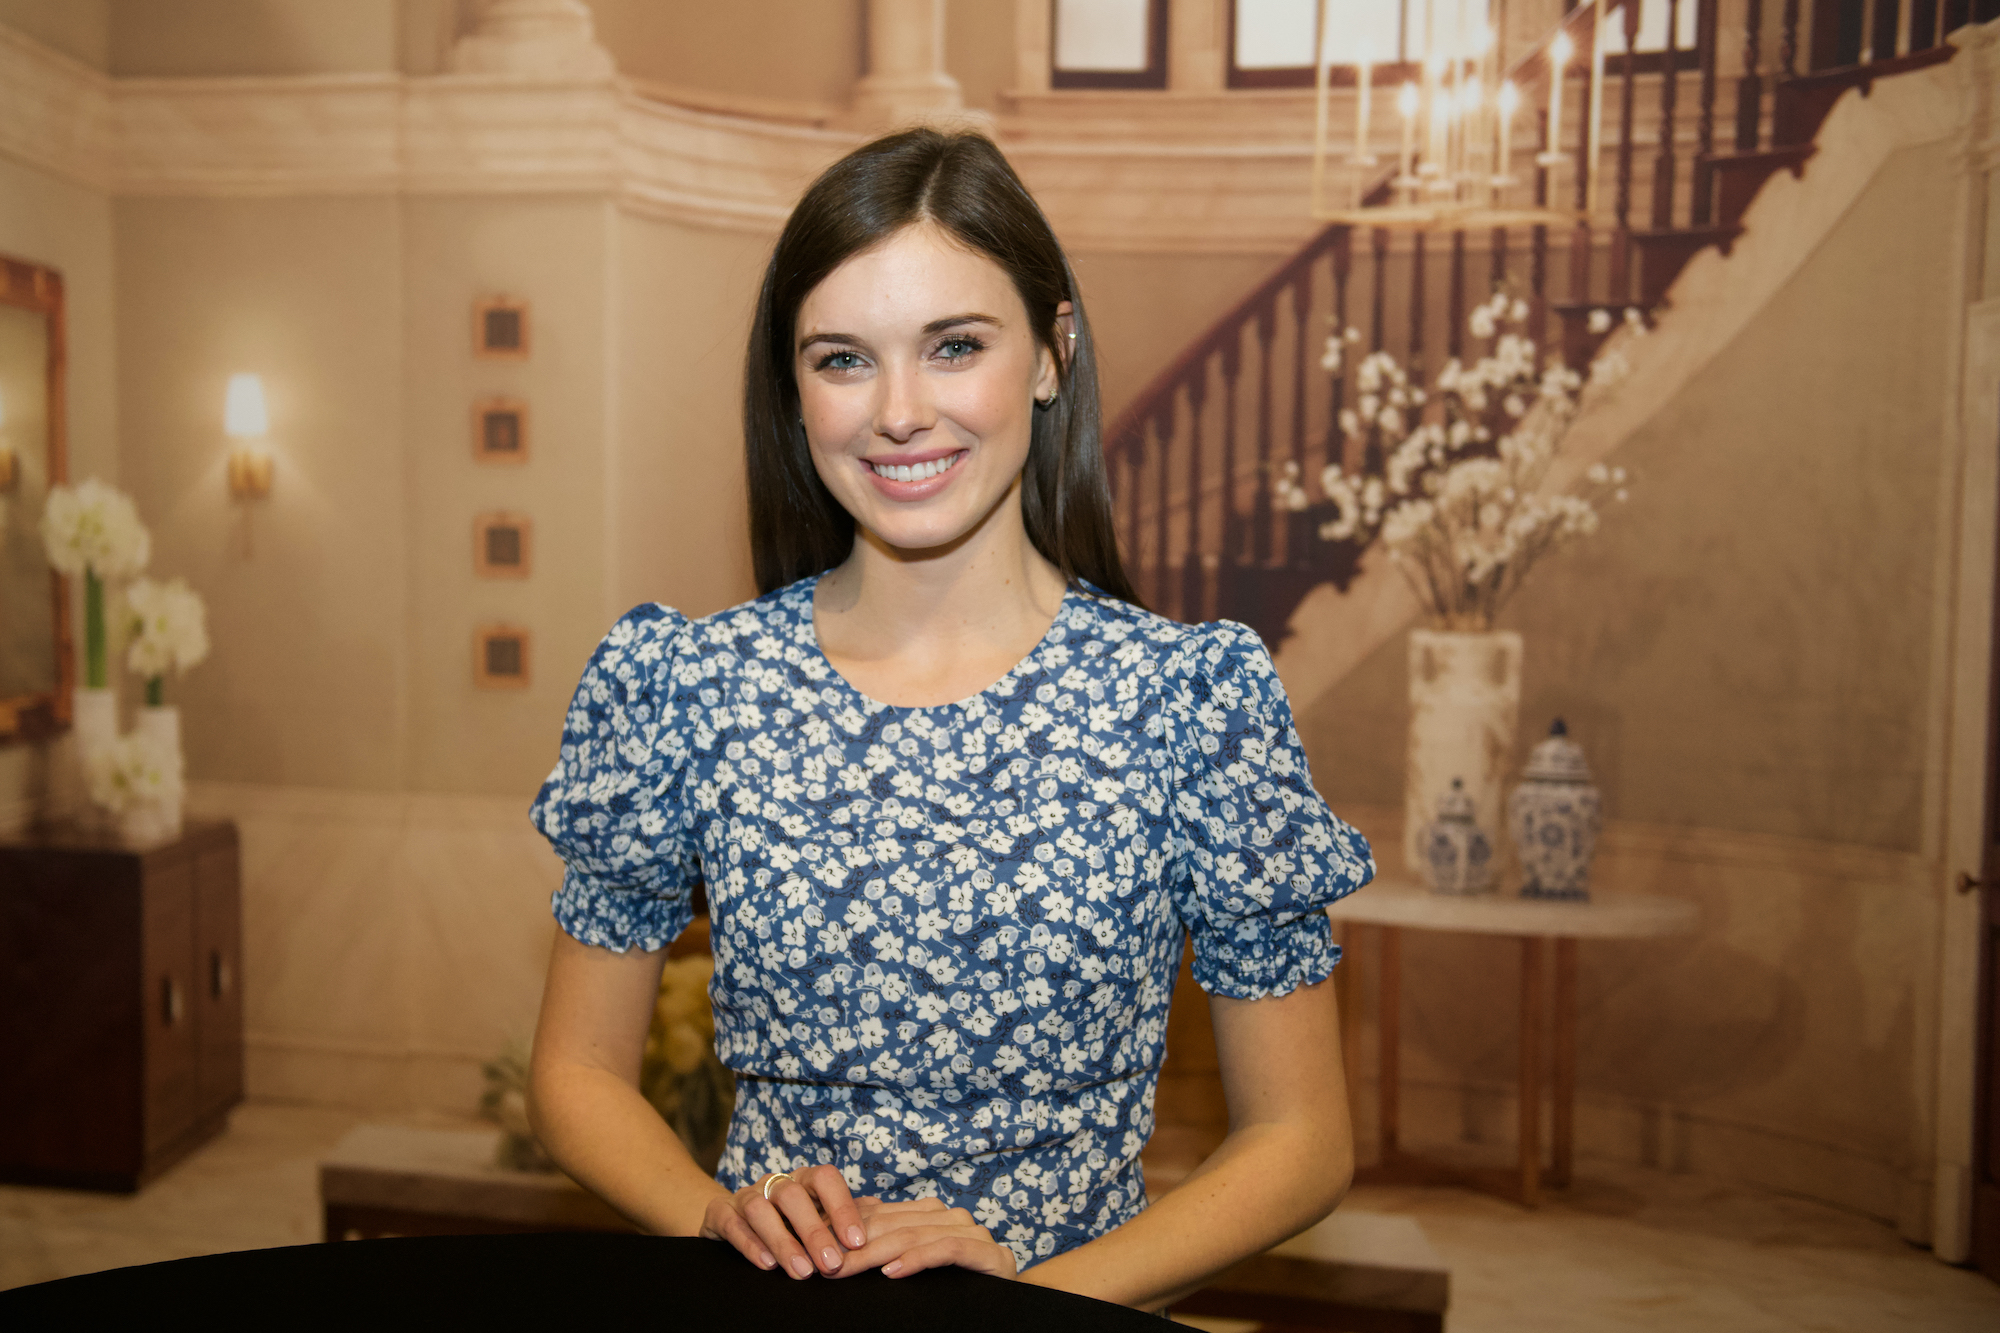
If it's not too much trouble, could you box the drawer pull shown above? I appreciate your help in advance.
[210,950,232,999]
[161,976,184,1026]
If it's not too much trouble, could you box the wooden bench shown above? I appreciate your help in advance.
[321,1127,1447,1329]
[1175,1211,1450,1333]
[319,1124,632,1241]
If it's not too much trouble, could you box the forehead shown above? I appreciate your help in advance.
[796,223,1023,336]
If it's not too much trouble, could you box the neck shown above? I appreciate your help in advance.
[813,482,1067,699]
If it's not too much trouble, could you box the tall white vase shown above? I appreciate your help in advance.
[1404,630,1523,888]
[72,685,117,761]
[134,703,185,840]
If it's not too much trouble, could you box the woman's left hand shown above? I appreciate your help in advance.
[831,1196,1019,1282]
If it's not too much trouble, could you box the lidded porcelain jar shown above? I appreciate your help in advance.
[1507,718,1603,901]
[1419,777,1496,895]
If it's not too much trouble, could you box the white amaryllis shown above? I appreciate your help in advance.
[86,732,184,814]
[1306,292,1639,630]
[40,478,151,579]
[125,577,210,680]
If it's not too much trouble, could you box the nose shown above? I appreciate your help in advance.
[872,358,935,445]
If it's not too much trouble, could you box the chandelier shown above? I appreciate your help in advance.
[1308,0,1601,227]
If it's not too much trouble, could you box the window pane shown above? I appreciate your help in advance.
[1235,0,1319,68]
[1055,0,1152,72]
[1321,0,1404,64]
[1613,0,1700,52]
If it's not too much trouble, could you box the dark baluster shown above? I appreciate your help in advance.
[1122,440,1144,589]
[1490,225,1509,294]
[1575,23,1594,214]
[1219,338,1243,590]
[1153,397,1175,612]
[1369,228,1389,352]
[1870,0,1902,59]
[1693,0,1720,224]
[1781,0,1801,74]
[1408,231,1427,372]
[1530,223,1550,347]
[1569,219,1592,319]
[1612,0,1642,300]
[1328,228,1352,466]
[1288,269,1313,564]
[1908,0,1939,51]
[1182,370,1208,621]
[1448,230,1467,361]
[1737,0,1766,149]
[1653,0,1682,230]
[1535,108,1550,207]
[1251,305,1276,566]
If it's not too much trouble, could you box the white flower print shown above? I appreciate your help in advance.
[531,577,1374,1269]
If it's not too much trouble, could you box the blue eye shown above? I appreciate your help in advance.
[815,350,863,371]
[937,337,985,361]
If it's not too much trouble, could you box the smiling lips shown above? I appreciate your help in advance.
[863,449,965,493]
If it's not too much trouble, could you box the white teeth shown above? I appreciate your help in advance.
[872,453,960,482]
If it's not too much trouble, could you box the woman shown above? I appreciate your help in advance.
[528,128,1374,1313]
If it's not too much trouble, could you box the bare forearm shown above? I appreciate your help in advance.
[1022,1120,1351,1310]
[528,1060,730,1237]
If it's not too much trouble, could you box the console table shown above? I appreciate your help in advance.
[1328,877,1698,1206]
[0,820,244,1191]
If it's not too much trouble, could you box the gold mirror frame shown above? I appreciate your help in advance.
[0,254,72,740]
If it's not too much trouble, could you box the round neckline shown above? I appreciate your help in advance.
[803,573,1075,713]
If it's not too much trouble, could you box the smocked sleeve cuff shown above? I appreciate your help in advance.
[1190,907,1342,1000]
[551,863,694,954]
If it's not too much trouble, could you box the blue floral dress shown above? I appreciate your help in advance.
[530,576,1373,1269]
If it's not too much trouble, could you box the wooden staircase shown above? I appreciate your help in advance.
[1102,0,1984,649]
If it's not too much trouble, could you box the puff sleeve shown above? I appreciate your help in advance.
[529,604,702,953]
[1163,622,1376,999]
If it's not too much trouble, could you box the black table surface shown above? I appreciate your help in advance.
[0,1232,1166,1329]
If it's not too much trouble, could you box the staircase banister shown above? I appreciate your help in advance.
[1104,224,1350,457]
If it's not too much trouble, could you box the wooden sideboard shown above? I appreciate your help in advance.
[0,819,244,1191]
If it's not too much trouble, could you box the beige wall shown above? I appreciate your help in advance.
[114,196,409,790]
[1070,249,1276,422]
[107,0,399,76]
[1294,140,1960,1229]
[0,0,106,69]
[609,210,765,618]
[584,0,864,106]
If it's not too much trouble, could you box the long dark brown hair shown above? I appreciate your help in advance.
[743,128,1138,604]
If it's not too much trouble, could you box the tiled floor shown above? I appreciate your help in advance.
[4,1103,1997,1330]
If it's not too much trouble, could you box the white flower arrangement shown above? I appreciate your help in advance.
[1287,293,1640,631]
[40,477,153,690]
[40,478,151,580]
[125,577,210,703]
[85,732,184,815]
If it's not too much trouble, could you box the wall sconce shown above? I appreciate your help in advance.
[224,373,272,499]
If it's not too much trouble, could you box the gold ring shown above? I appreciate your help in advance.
[761,1171,797,1201]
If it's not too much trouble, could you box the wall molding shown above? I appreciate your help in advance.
[0,20,1328,253]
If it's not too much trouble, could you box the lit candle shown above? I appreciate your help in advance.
[1354,58,1374,163]
[1545,31,1574,163]
[1398,80,1420,187]
[1424,52,1445,173]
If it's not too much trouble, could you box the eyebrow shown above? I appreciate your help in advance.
[797,313,1004,355]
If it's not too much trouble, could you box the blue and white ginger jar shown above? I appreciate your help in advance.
[1507,718,1602,901]
[1420,777,1495,895]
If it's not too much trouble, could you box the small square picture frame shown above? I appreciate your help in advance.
[473,398,529,464]
[474,625,532,690]
[474,297,530,359]
[474,512,532,579]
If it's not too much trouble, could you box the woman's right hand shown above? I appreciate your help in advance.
[700,1164,869,1280]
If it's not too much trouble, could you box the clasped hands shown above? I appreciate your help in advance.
[700,1164,1018,1283]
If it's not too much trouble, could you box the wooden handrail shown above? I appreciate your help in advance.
[1099,0,1974,639]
